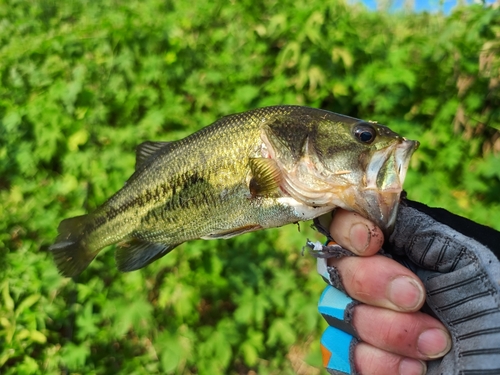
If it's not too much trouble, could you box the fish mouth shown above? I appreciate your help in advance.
[362,138,419,233]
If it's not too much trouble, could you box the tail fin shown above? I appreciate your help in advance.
[49,215,97,277]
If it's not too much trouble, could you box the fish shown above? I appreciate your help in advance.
[49,105,418,277]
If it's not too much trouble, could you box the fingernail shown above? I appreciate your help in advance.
[349,223,370,253]
[399,358,426,375]
[387,276,424,310]
[418,328,452,358]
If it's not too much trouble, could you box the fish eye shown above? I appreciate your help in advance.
[353,123,376,144]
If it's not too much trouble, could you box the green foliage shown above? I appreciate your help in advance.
[0,0,499,373]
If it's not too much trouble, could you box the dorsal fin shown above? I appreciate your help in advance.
[135,141,172,169]
[248,158,283,198]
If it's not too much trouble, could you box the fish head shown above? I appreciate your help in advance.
[311,121,419,234]
[262,109,419,233]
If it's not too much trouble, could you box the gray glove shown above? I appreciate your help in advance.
[389,198,500,374]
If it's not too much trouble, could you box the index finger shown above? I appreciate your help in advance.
[329,209,384,256]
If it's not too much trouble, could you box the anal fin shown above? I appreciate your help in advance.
[115,239,178,272]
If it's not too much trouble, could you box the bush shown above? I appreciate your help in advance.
[0,0,499,373]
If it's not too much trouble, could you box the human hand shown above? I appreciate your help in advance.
[313,198,500,375]
[316,209,451,375]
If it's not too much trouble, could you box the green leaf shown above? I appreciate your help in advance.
[2,283,14,312]
[15,294,40,317]
[267,318,296,347]
[61,342,91,369]
[68,129,89,151]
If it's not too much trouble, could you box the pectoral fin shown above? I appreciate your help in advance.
[115,239,177,272]
[248,158,283,198]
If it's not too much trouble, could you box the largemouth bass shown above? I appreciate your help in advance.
[50,105,418,277]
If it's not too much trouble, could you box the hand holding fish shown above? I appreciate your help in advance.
[318,208,450,375]
[317,201,500,375]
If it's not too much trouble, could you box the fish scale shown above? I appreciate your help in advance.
[50,105,418,277]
